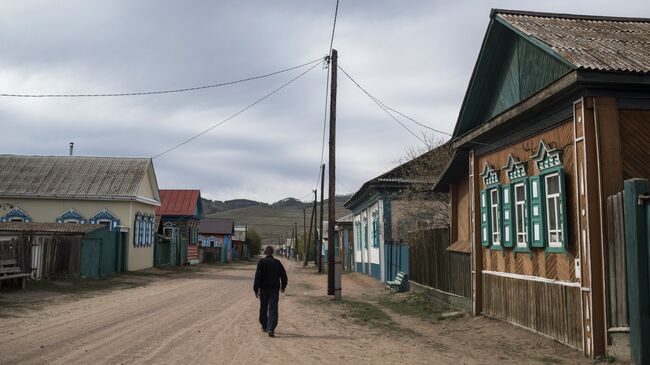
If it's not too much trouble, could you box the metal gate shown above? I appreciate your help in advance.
[623,178,650,365]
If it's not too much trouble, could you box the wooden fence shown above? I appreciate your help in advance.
[606,192,629,330]
[483,272,583,350]
[408,227,471,299]
[0,234,83,280]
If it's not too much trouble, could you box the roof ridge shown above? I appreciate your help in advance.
[492,8,650,23]
[0,154,150,160]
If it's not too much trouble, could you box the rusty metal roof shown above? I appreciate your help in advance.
[0,155,153,200]
[495,10,650,73]
[156,189,202,217]
[0,222,103,234]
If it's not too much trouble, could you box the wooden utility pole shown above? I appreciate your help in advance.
[328,49,340,299]
[294,222,298,260]
[318,163,325,273]
[303,208,307,263]
[305,190,316,267]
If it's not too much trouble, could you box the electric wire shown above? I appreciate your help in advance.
[337,65,427,145]
[0,58,324,98]
[153,58,325,159]
[314,0,340,190]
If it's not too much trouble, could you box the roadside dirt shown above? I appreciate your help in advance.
[0,259,606,364]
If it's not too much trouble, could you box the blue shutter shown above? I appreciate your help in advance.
[502,183,514,247]
[529,176,546,248]
[480,189,491,246]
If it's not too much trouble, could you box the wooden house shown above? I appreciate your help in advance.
[434,9,650,358]
[0,155,160,271]
[335,214,354,271]
[156,190,203,265]
[197,218,234,263]
[345,145,450,282]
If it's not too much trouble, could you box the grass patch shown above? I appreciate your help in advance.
[344,299,393,326]
[378,290,455,322]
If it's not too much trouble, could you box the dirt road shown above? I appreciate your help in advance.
[0,259,596,364]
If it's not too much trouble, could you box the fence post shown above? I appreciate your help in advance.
[623,178,650,365]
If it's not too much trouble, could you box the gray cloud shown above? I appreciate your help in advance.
[1,0,648,202]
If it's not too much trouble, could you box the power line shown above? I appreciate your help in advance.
[153,58,325,159]
[337,64,427,145]
[0,58,324,98]
[314,0,340,190]
[337,64,532,152]
[328,0,340,57]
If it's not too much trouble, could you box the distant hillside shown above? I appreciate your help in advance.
[206,195,351,244]
[201,198,265,214]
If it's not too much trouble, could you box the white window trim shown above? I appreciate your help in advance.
[490,188,501,246]
[514,182,527,248]
[545,173,563,248]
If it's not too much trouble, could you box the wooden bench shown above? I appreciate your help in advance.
[386,271,409,293]
[0,259,31,289]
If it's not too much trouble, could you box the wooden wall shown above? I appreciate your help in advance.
[620,110,650,180]
[483,272,583,349]
[477,120,578,282]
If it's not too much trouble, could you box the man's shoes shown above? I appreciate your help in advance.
[262,327,268,333]
[268,331,275,337]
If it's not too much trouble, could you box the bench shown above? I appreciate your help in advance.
[386,271,409,293]
[0,259,31,289]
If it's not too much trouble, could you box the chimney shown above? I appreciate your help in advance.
[69,142,74,156]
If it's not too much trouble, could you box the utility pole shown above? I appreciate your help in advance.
[318,163,325,273]
[294,222,298,260]
[328,49,340,299]
[305,190,316,267]
[303,208,307,263]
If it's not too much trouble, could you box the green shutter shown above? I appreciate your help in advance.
[502,183,514,247]
[559,170,569,249]
[529,176,546,248]
[480,189,491,246]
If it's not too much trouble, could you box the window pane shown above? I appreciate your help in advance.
[548,198,558,229]
[547,174,560,194]
[516,185,525,201]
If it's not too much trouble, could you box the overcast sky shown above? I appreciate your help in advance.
[1,1,648,203]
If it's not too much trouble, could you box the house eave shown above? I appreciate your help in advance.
[0,193,160,206]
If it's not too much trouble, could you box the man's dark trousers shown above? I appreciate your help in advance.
[259,288,280,332]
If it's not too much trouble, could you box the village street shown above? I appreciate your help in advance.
[0,259,596,365]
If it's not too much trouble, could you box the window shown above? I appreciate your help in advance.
[134,213,154,247]
[371,211,379,248]
[514,183,527,247]
[1,207,32,223]
[57,209,85,224]
[545,173,562,248]
[490,188,501,246]
[531,140,568,252]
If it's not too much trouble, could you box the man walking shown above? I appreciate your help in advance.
[254,246,288,337]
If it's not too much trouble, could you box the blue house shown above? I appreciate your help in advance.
[345,145,450,283]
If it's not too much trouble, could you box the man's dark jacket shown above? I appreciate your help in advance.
[253,255,288,293]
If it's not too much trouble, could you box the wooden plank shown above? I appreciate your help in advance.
[0,259,17,266]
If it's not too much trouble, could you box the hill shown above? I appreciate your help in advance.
[206,196,352,244]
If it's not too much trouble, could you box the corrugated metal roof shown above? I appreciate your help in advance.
[156,189,201,217]
[0,222,102,234]
[496,10,650,73]
[198,218,234,235]
[0,155,151,199]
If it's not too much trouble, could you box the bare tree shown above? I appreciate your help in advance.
[390,134,453,240]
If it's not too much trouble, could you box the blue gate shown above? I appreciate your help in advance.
[384,242,409,283]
